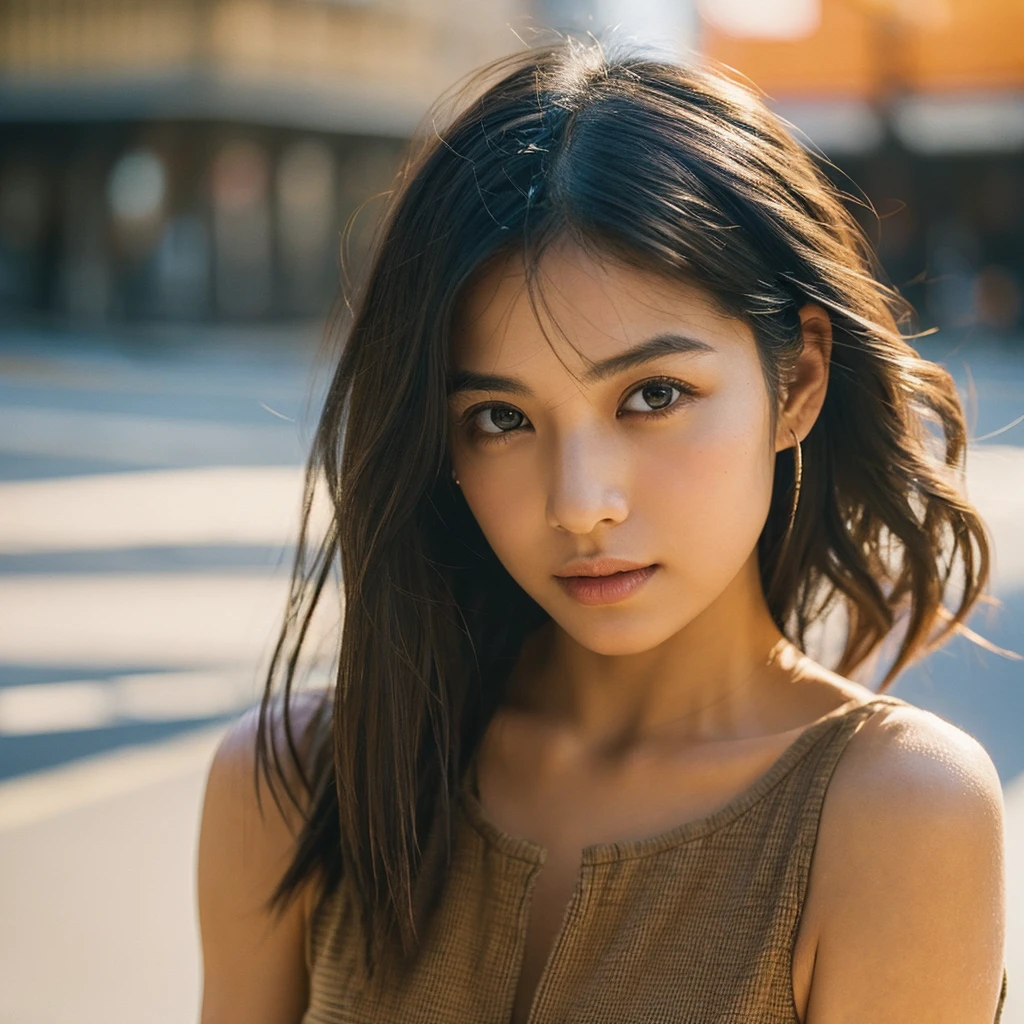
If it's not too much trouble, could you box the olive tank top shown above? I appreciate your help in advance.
[302,693,1008,1022]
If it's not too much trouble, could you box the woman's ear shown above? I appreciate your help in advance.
[775,303,833,451]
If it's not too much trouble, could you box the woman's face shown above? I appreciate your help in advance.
[448,241,783,657]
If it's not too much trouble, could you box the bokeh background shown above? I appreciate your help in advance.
[0,1,1021,1021]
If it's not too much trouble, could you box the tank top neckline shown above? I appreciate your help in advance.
[458,693,905,867]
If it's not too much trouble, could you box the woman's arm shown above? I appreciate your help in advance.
[196,692,326,1024]
[805,704,1007,1023]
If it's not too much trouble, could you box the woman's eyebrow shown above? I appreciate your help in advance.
[584,332,715,383]
[448,332,715,398]
[448,370,532,398]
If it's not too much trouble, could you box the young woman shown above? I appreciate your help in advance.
[196,41,1008,1023]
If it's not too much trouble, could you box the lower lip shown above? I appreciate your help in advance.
[555,565,658,606]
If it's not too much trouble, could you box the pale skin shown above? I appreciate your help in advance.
[197,240,1006,1024]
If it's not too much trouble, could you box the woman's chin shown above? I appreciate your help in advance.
[554,616,685,658]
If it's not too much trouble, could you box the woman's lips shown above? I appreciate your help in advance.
[554,565,658,606]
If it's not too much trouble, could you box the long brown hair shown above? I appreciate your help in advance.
[254,39,992,978]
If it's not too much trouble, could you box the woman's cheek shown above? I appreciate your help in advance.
[465,469,543,574]
[650,423,774,572]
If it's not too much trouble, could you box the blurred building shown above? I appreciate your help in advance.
[1,0,1020,332]
[702,0,1024,333]
[0,0,525,323]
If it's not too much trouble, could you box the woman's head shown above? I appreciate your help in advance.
[261,39,990,972]
[326,39,986,679]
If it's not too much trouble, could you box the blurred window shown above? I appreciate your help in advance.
[0,160,48,311]
[894,95,1024,154]
[0,163,46,252]
[700,0,820,40]
[211,139,273,318]
[156,214,211,320]
[278,139,334,230]
[108,149,166,225]
[277,138,337,315]
[108,148,168,260]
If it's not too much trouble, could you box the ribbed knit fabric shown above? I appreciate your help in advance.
[303,694,1008,1023]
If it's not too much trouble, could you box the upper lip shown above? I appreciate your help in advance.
[554,557,655,578]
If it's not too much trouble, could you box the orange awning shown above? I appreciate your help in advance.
[700,0,1024,99]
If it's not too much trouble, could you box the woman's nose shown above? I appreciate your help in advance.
[544,430,630,534]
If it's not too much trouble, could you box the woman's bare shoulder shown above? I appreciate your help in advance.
[828,696,1004,822]
[197,687,333,1024]
[214,687,330,790]
[789,657,1000,806]
[803,695,1006,1021]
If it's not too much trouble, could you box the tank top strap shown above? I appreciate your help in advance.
[786,694,910,915]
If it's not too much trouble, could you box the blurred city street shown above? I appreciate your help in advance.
[0,325,1022,1022]
[0,0,1022,1018]
[0,325,325,1024]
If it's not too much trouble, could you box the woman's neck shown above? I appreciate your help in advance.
[502,564,797,751]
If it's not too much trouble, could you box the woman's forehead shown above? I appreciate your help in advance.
[452,241,754,372]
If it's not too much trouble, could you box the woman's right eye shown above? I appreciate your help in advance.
[471,405,527,435]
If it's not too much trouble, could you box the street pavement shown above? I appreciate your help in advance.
[0,325,1022,1023]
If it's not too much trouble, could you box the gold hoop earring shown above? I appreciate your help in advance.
[780,426,802,554]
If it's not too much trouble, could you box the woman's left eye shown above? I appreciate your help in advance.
[620,380,688,415]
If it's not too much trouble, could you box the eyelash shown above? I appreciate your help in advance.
[461,376,699,445]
